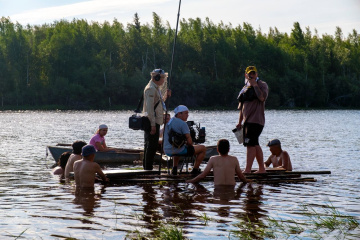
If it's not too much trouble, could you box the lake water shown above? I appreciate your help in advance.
[0,110,359,239]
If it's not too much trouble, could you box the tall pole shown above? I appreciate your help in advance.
[159,0,181,174]
[167,0,181,90]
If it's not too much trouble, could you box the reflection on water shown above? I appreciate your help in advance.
[73,187,105,216]
[0,110,359,239]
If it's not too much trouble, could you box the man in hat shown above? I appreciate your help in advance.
[236,66,268,173]
[73,145,109,188]
[143,69,171,170]
[264,139,292,171]
[163,105,206,175]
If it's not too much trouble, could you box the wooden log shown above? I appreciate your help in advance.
[252,177,317,183]
[285,171,331,175]
[245,174,302,179]
[252,169,331,175]
[108,177,317,183]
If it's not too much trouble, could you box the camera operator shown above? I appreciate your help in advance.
[163,105,206,176]
[142,68,171,170]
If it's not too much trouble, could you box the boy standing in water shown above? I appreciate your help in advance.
[73,145,109,188]
[264,139,292,171]
[186,139,248,185]
[64,140,87,179]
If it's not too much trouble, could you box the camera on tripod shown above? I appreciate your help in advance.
[186,121,206,144]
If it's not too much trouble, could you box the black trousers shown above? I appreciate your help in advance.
[143,124,160,170]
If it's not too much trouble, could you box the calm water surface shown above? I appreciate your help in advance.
[0,110,359,239]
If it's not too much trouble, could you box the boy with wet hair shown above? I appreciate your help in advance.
[73,145,109,188]
[64,140,87,179]
[53,151,71,179]
[264,139,292,171]
[186,139,248,185]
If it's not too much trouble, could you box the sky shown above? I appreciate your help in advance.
[1,0,359,37]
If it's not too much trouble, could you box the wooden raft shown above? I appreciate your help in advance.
[102,169,331,184]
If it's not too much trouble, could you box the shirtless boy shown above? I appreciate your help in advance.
[186,139,248,185]
[73,145,109,188]
[264,139,292,171]
[64,140,87,179]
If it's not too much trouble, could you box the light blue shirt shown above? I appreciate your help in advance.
[163,117,190,155]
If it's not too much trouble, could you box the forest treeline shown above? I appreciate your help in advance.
[0,13,359,110]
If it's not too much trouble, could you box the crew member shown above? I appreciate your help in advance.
[163,105,206,175]
[143,69,170,170]
[237,66,268,173]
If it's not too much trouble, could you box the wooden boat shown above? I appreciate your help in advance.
[47,144,218,165]
[48,145,143,164]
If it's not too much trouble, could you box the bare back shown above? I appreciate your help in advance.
[207,155,242,185]
[73,159,105,188]
[64,154,82,178]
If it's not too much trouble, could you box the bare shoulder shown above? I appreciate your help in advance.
[209,155,220,160]
[227,155,238,162]
[92,162,102,169]
[73,159,82,166]
[281,151,290,157]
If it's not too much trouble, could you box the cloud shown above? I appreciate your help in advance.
[10,0,171,25]
[5,0,360,36]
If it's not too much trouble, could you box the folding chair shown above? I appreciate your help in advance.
[179,155,195,174]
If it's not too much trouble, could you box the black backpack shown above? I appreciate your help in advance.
[168,127,186,148]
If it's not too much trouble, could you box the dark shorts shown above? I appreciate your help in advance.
[243,122,263,146]
[174,145,195,157]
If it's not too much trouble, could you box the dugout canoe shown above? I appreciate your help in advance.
[47,144,218,165]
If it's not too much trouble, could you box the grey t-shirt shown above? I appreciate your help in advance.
[163,117,190,155]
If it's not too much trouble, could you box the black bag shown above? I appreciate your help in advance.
[129,93,160,131]
[129,115,151,131]
[168,129,186,148]
[237,86,257,103]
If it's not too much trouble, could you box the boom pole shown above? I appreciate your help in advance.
[160,0,181,174]
[167,0,181,89]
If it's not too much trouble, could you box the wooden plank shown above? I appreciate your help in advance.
[102,169,329,179]
[108,176,317,183]
[252,169,331,175]
[103,169,159,177]
[286,171,331,175]
[252,178,317,183]
[246,174,302,179]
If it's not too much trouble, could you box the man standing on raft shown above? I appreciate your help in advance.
[143,69,170,170]
[237,66,268,173]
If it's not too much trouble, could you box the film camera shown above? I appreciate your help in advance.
[186,121,206,144]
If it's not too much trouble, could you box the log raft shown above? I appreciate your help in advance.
[101,169,331,184]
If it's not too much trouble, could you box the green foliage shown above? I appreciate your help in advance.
[0,16,359,109]
[231,202,360,240]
